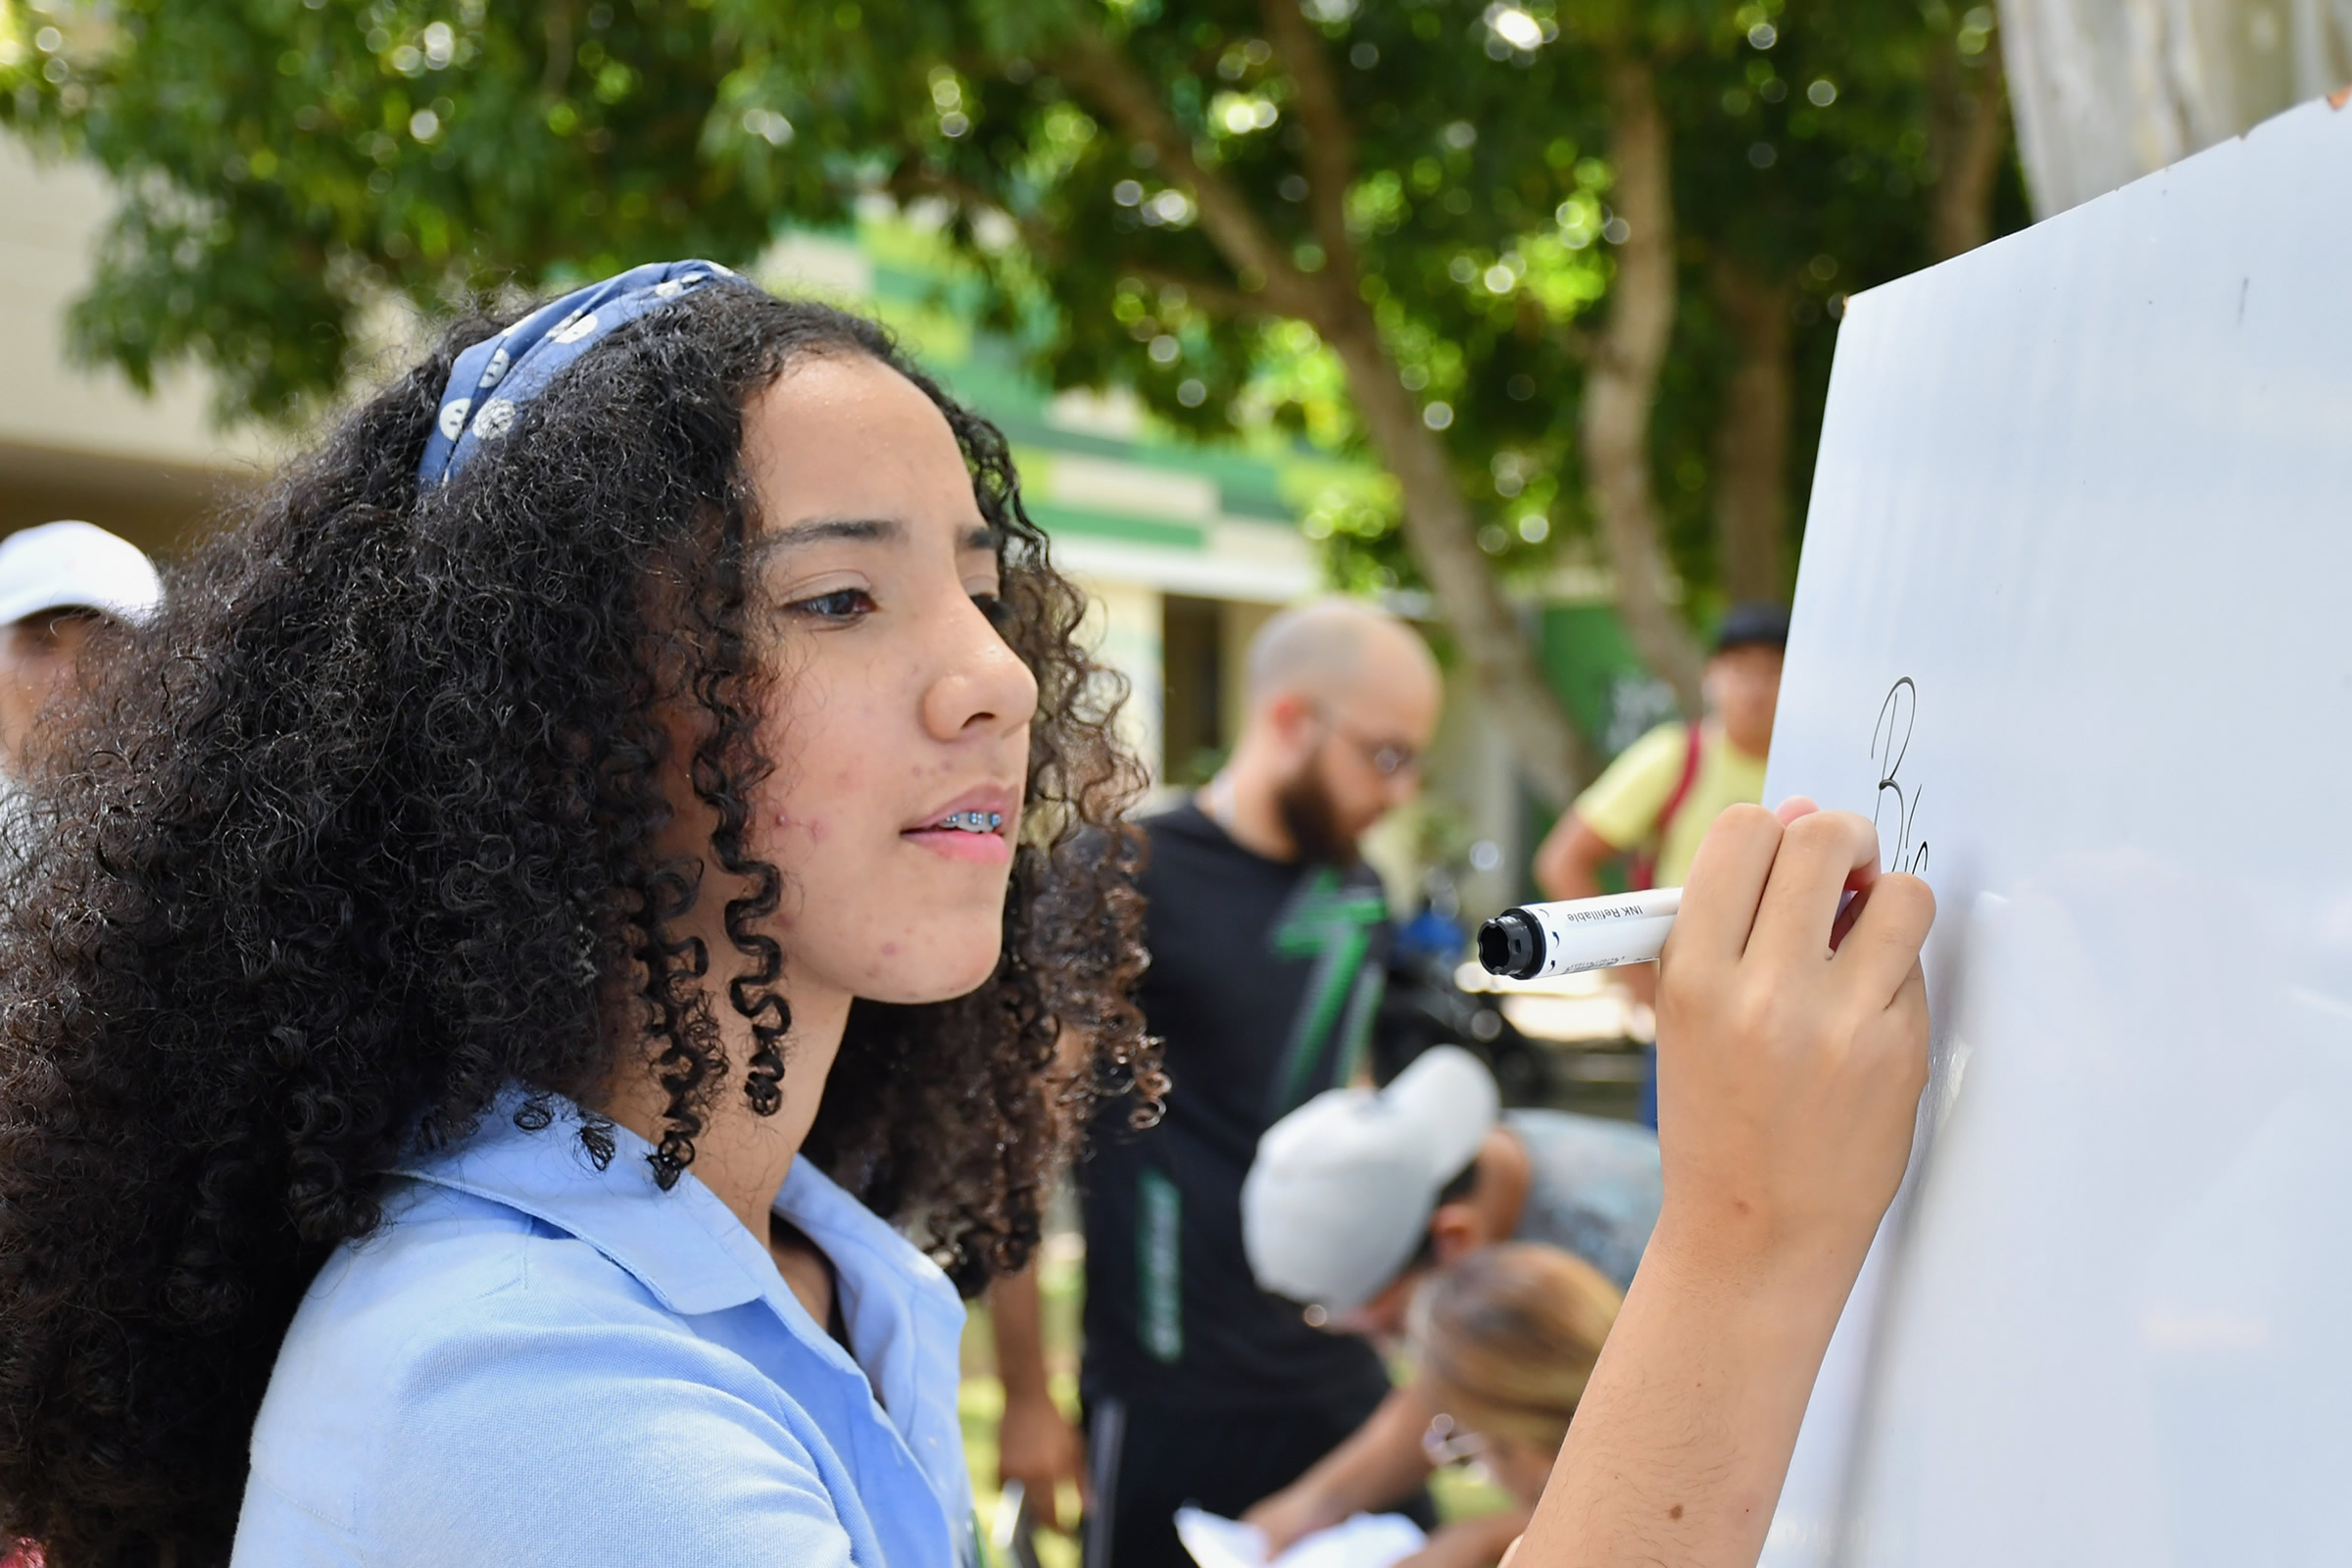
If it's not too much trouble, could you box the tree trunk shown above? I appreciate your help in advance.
[1929,38,2012,260]
[1062,13,1597,807]
[1578,55,1705,718]
[1707,257,1792,605]
[1321,319,1595,807]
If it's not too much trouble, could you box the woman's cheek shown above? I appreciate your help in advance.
[755,794,843,932]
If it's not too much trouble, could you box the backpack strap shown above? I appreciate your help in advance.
[1628,721,1706,891]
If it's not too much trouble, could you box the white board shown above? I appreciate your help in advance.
[1758,94,2352,1568]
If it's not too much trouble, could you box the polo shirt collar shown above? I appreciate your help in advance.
[394,1092,785,1314]
[390,1090,960,1336]
[389,1090,976,1560]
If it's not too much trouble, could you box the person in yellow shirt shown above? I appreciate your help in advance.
[1533,604,1788,1125]
[1536,602,1788,899]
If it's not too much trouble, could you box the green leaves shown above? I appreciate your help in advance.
[3,0,2013,639]
[6,0,774,418]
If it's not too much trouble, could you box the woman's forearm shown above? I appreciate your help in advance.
[1510,804,1933,1568]
[1515,1218,1863,1567]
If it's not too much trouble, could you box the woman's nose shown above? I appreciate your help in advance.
[920,591,1039,742]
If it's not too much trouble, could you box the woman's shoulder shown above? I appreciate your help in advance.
[239,1179,852,1562]
[250,1177,760,1458]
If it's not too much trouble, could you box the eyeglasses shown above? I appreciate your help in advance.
[1312,707,1420,778]
[1420,1412,1488,1467]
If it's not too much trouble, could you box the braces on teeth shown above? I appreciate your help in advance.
[939,810,1004,833]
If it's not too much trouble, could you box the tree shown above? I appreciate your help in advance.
[1,0,2020,801]
[1297,0,2024,705]
[1661,0,2021,627]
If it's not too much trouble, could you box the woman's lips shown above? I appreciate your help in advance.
[902,784,1017,865]
[911,784,1018,832]
[901,824,1013,864]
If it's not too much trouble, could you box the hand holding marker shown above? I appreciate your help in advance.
[1478,796,1876,980]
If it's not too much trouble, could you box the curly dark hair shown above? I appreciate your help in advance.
[0,283,1160,1566]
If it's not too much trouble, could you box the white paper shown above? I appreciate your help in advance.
[1757,92,2352,1568]
[1174,1507,1426,1568]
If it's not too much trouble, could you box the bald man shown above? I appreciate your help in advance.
[990,599,1443,1568]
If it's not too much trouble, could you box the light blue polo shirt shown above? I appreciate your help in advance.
[231,1093,975,1567]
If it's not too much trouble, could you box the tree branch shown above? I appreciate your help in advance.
[541,1,575,96]
[1929,42,2010,260]
[1054,29,1327,325]
[1578,53,1705,715]
[1259,0,1359,294]
[1053,24,1593,805]
[1706,252,1793,603]
[1127,265,1272,322]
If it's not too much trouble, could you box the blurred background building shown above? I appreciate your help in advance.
[0,137,267,549]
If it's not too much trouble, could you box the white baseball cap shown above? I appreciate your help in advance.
[0,521,164,630]
[1242,1045,1501,1313]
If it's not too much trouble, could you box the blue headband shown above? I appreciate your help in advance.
[417,259,751,488]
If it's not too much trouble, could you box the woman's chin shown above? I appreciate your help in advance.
[853,936,1005,1006]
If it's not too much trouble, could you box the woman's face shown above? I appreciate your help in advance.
[738,353,1038,1007]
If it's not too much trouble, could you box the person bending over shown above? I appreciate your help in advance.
[1398,1244,1624,1568]
[1240,1047,1657,1553]
[992,598,1446,1568]
[0,264,1159,1566]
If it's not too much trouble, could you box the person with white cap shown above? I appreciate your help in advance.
[1238,1047,1660,1555]
[0,520,164,780]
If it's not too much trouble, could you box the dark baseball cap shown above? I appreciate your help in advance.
[1714,601,1790,653]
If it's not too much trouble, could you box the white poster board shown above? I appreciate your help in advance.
[1758,95,2352,1567]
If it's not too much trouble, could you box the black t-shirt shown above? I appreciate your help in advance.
[1081,802,1396,1411]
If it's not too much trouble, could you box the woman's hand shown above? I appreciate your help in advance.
[1651,801,1933,1289]
[1510,801,1934,1568]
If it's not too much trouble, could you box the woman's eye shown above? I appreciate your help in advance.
[971,590,1010,626]
[787,587,876,622]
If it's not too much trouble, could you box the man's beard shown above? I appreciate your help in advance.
[1275,748,1357,866]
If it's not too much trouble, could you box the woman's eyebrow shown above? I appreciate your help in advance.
[760,516,903,557]
[753,517,998,562]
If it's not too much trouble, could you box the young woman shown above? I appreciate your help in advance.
[0,263,1159,1565]
[1400,1244,1625,1568]
[0,257,1938,1568]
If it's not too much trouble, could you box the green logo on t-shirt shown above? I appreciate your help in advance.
[1137,1168,1184,1363]
[1267,869,1390,1115]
